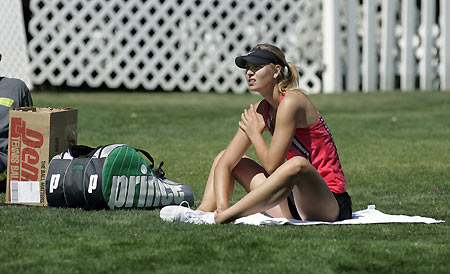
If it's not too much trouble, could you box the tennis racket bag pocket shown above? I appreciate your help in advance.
[45,144,194,209]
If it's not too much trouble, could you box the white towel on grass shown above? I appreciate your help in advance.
[234,205,445,226]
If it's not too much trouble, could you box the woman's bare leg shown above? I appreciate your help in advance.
[214,156,339,224]
[230,157,293,218]
[197,151,228,212]
[197,151,292,218]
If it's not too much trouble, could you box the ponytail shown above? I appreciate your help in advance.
[277,62,299,93]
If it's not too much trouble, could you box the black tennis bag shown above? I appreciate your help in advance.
[45,144,194,209]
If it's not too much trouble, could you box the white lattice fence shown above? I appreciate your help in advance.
[0,0,33,89]
[28,0,323,93]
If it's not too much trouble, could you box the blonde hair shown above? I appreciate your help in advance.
[253,44,301,93]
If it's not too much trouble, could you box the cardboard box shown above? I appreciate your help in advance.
[6,107,77,205]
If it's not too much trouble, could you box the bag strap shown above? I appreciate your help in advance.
[135,148,155,169]
[135,148,166,177]
[69,145,158,171]
[153,161,165,178]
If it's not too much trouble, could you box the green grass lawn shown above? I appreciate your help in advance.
[1,90,449,273]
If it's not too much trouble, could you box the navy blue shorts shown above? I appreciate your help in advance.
[287,191,352,221]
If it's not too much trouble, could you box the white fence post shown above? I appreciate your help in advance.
[441,0,450,91]
[322,0,342,93]
[380,0,396,91]
[419,0,435,90]
[346,0,359,92]
[362,0,377,92]
[400,0,417,91]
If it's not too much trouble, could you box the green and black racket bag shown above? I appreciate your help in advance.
[45,144,194,209]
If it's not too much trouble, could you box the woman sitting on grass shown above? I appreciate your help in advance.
[160,44,352,224]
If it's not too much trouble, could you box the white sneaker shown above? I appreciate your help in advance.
[160,205,215,225]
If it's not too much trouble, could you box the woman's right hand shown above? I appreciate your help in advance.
[239,104,266,141]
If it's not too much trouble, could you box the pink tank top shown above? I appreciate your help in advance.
[263,94,346,193]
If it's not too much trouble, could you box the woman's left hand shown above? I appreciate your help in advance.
[239,104,265,139]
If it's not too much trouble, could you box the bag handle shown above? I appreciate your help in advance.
[153,161,165,178]
[135,148,155,169]
[69,145,102,158]
[135,148,166,177]
[69,145,157,170]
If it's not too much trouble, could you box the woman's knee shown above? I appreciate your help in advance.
[285,156,311,176]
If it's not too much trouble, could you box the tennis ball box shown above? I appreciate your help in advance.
[6,107,77,206]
